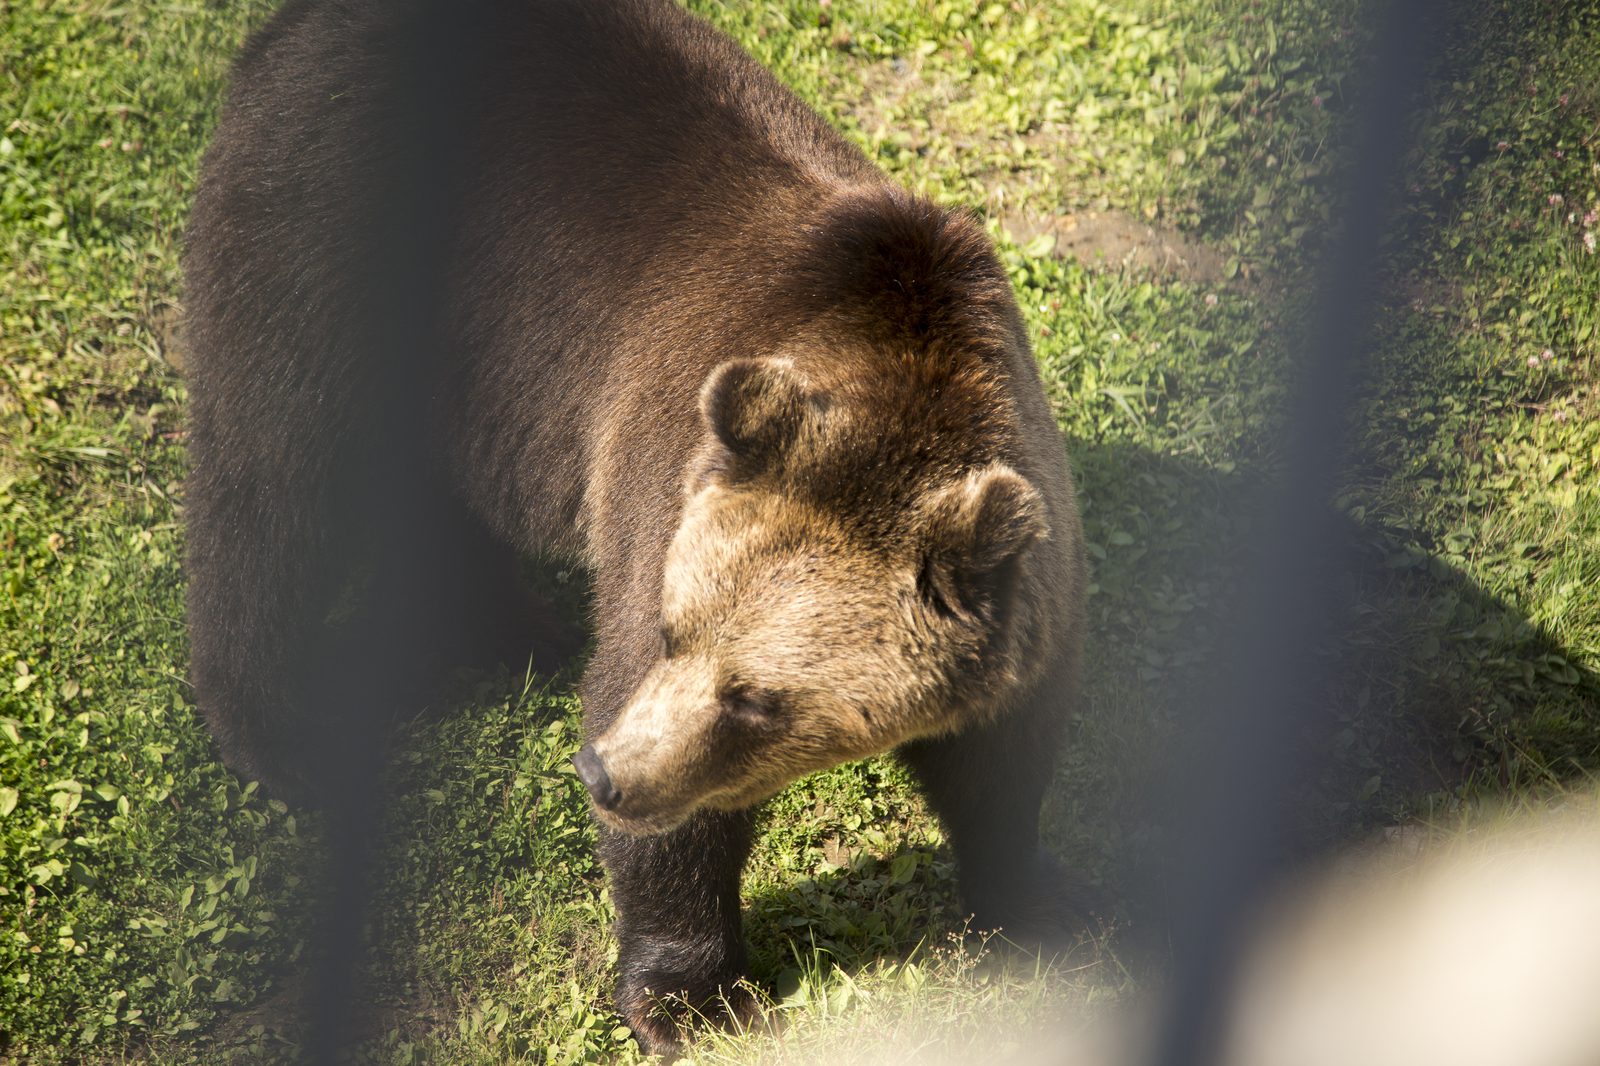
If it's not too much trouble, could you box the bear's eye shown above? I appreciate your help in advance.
[721,685,781,727]
[916,556,960,621]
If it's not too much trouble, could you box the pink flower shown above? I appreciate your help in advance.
[1553,410,1569,422]
[1560,94,1570,106]
[1550,194,1563,206]
[1205,293,1219,307]
[1586,231,1597,255]
[1312,95,1323,107]
[1528,355,1541,367]
[1584,210,1597,227]
[1542,349,1555,361]
[1497,141,1510,150]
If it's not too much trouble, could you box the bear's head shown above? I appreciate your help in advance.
[575,356,1050,834]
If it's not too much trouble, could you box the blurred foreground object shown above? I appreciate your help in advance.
[692,804,1600,1066]
[1223,805,1600,1066]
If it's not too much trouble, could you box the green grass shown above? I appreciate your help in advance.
[1337,0,1600,797]
[2,0,1599,1062]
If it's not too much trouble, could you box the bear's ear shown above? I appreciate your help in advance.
[699,358,812,480]
[918,465,1048,622]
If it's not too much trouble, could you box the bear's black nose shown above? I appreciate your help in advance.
[574,744,622,810]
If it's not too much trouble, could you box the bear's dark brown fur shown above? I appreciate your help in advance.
[184,0,1089,1053]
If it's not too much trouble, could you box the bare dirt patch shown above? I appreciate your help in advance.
[1002,210,1229,284]
[144,302,186,374]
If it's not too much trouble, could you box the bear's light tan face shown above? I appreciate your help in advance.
[587,487,960,834]
[581,357,1049,836]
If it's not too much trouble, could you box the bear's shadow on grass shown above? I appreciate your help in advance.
[1049,439,1600,950]
[1312,508,1600,805]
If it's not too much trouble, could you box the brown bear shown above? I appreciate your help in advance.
[182,0,1089,1053]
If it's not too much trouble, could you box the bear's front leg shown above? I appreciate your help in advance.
[600,807,760,1057]
[899,698,1096,946]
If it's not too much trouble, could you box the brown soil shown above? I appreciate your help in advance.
[1001,210,1230,284]
[144,302,186,374]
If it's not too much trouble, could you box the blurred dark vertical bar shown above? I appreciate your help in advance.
[1148,3,1437,1065]
[301,2,474,1062]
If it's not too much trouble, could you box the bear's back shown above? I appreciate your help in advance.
[184,0,890,553]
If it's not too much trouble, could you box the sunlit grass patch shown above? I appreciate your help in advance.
[682,924,1134,1066]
